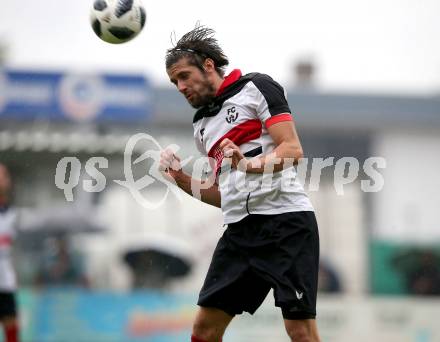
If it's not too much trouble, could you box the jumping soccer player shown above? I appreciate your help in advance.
[0,164,19,342]
[161,26,320,342]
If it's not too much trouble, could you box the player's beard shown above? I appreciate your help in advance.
[188,77,216,109]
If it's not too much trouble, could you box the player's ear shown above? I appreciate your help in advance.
[203,58,215,72]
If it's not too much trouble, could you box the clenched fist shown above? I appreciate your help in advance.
[159,148,182,180]
[219,138,249,171]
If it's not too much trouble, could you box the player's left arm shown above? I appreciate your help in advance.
[261,118,304,171]
[219,119,303,173]
[220,74,304,173]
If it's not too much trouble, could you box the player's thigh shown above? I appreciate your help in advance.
[193,306,234,336]
[283,319,320,342]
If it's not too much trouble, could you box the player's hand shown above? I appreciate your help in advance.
[159,148,182,180]
[219,138,249,171]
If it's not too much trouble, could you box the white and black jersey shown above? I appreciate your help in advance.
[192,69,313,224]
[0,206,18,291]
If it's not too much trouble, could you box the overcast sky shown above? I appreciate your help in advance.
[1,0,439,94]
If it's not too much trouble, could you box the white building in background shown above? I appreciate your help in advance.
[0,69,439,293]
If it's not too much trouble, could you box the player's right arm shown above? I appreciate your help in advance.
[159,149,221,208]
[171,171,221,208]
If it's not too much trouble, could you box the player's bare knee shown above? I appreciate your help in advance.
[192,320,223,342]
[286,325,314,342]
[288,333,313,342]
[191,329,223,342]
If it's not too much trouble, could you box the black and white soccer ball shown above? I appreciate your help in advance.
[90,0,146,44]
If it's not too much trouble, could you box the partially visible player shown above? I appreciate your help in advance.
[0,163,19,342]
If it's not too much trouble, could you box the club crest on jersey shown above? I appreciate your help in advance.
[225,106,239,124]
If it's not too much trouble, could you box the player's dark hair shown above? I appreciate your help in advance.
[166,26,229,77]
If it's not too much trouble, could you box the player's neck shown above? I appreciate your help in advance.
[212,74,225,96]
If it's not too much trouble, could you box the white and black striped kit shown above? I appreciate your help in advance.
[0,207,17,291]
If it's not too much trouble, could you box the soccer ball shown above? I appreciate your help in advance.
[90,0,146,44]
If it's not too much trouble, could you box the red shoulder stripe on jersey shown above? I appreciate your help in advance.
[208,119,262,176]
[216,69,242,96]
[265,113,293,128]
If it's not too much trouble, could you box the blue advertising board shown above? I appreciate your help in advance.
[17,289,197,342]
[0,70,152,123]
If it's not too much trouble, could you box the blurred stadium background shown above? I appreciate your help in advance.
[1,1,440,341]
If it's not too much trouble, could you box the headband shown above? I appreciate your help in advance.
[174,48,208,58]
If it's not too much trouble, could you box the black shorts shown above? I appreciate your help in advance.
[0,292,17,319]
[198,211,319,320]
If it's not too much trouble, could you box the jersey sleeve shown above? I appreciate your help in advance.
[250,74,293,128]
